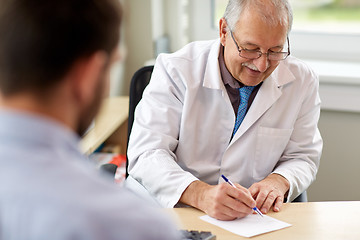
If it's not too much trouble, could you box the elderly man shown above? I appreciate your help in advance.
[127,0,322,221]
[0,0,179,239]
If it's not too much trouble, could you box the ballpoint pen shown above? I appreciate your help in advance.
[221,174,264,217]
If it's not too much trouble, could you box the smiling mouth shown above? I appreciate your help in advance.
[245,66,261,76]
[245,64,258,71]
[242,62,261,73]
[246,66,258,72]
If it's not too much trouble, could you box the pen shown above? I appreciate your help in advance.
[221,174,264,217]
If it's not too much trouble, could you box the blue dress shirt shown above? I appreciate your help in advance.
[0,109,179,240]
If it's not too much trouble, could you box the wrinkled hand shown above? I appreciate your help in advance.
[249,174,290,214]
[180,181,256,221]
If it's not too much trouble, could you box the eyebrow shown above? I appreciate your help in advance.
[241,41,284,50]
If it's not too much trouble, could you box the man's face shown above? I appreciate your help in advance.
[77,72,106,136]
[77,50,118,136]
[220,10,288,86]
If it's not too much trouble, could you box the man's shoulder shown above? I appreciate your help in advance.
[0,163,178,240]
[273,56,319,91]
[54,167,179,239]
[281,56,317,77]
[68,186,180,240]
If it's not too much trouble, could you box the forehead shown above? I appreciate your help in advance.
[233,8,288,47]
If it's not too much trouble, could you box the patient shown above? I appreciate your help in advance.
[0,0,179,239]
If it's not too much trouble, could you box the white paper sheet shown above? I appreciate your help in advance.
[200,214,291,238]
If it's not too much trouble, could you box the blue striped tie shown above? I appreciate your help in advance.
[232,86,255,137]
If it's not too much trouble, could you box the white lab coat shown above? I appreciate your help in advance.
[127,39,322,207]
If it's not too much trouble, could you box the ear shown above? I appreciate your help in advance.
[219,18,228,47]
[71,51,108,106]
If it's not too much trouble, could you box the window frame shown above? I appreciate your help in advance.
[189,0,360,62]
[186,0,360,113]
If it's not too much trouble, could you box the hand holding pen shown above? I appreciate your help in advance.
[180,175,260,220]
[221,174,264,217]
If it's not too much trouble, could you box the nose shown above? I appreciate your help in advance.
[253,54,269,73]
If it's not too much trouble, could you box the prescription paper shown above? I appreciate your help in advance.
[200,214,291,237]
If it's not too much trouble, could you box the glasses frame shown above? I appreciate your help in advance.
[229,30,290,61]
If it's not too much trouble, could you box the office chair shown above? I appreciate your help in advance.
[293,191,307,202]
[125,65,307,202]
[126,65,154,177]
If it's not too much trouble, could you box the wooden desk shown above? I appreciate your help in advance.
[80,96,129,155]
[168,202,360,240]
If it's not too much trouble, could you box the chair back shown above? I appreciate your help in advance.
[292,191,308,202]
[126,65,154,177]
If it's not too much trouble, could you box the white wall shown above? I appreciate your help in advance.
[119,0,154,96]
[308,110,360,201]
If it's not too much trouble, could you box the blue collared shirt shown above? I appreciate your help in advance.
[0,109,179,240]
[218,44,261,115]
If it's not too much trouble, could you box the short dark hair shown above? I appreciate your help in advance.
[0,0,122,96]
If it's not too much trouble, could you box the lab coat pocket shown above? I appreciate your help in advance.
[254,126,293,180]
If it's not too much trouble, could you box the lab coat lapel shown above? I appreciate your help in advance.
[203,41,222,83]
[203,40,232,101]
[231,62,295,142]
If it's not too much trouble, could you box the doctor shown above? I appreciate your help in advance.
[127,0,322,221]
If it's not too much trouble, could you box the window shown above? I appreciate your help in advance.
[211,0,360,62]
[186,0,360,112]
[213,0,227,28]
[291,0,360,34]
[213,0,360,34]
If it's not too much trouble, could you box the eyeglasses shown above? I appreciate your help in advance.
[229,31,290,61]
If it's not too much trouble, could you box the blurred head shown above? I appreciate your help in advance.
[220,0,292,86]
[0,0,122,96]
[0,0,122,134]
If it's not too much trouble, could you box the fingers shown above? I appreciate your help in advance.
[249,183,285,214]
[257,190,283,213]
[273,196,283,212]
[203,183,256,220]
[208,201,252,221]
[200,178,288,221]
[230,183,256,209]
[222,191,254,215]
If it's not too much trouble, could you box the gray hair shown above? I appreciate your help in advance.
[223,0,293,34]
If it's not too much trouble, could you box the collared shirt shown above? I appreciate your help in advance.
[218,45,262,115]
[0,109,179,240]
